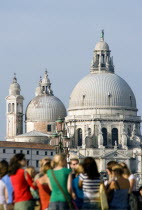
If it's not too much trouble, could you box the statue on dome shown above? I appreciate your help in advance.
[100,30,104,39]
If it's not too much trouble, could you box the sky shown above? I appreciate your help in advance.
[0,0,142,140]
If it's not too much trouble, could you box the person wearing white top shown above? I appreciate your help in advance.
[0,179,8,210]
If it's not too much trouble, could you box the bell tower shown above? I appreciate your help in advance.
[6,74,24,141]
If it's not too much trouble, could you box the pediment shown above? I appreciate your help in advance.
[101,150,130,159]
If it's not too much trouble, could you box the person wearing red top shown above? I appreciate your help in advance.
[9,154,35,210]
[36,162,51,210]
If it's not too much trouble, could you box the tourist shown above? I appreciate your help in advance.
[36,162,51,210]
[105,161,117,187]
[9,154,36,210]
[72,164,84,209]
[107,164,130,210]
[47,154,74,210]
[0,160,13,210]
[25,166,39,201]
[79,157,101,210]
[70,158,79,179]
[0,161,8,210]
[35,157,51,180]
[120,162,136,193]
[137,186,142,210]
[25,166,36,180]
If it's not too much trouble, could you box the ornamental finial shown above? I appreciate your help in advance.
[13,73,17,83]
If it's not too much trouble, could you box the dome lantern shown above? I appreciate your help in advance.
[35,70,54,96]
[90,30,114,73]
[9,73,21,96]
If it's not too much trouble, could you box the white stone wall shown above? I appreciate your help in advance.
[0,147,56,171]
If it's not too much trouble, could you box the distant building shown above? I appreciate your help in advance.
[6,71,66,143]
[0,141,55,170]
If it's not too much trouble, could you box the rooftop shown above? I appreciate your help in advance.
[0,141,55,150]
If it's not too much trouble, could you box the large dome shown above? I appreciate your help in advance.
[68,73,137,111]
[26,95,66,122]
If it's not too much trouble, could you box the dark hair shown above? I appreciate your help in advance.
[9,153,26,175]
[107,161,117,172]
[82,157,100,179]
[0,160,9,178]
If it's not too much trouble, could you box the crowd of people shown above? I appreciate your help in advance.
[0,153,142,210]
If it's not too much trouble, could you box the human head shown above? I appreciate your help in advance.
[119,162,131,178]
[70,158,79,170]
[9,153,26,175]
[0,160,9,178]
[111,164,124,178]
[51,154,67,168]
[106,161,118,176]
[25,166,36,179]
[74,164,84,176]
[82,157,100,179]
[139,186,142,196]
[41,162,51,174]
[39,157,51,172]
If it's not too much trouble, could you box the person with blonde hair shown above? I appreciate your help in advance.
[72,164,84,209]
[120,162,136,192]
[107,164,130,210]
[36,162,51,210]
[35,157,51,180]
[47,154,74,210]
[25,166,36,179]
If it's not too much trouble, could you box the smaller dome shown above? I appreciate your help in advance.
[95,41,109,51]
[9,74,21,95]
[26,95,66,122]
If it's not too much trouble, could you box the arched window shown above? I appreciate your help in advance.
[112,128,118,146]
[102,128,107,146]
[78,128,82,146]
[8,103,11,112]
[12,103,15,112]
[88,128,91,136]
[127,128,131,137]
[17,103,22,113]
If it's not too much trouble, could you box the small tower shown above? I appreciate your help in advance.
[6,74,24,141]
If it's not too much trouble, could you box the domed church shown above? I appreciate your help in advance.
[6,71,66,143]
[66,31,142,173]
[5,31,142,173]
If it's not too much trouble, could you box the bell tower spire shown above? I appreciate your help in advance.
[6,74,24,141]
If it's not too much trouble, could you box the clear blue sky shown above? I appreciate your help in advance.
[0,0,142,139]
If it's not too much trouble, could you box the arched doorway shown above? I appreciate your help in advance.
[112,128,118,146]
[102,128,107,146]
[78,128,82,146]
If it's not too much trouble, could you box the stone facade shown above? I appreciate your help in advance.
[66,31,142,174]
